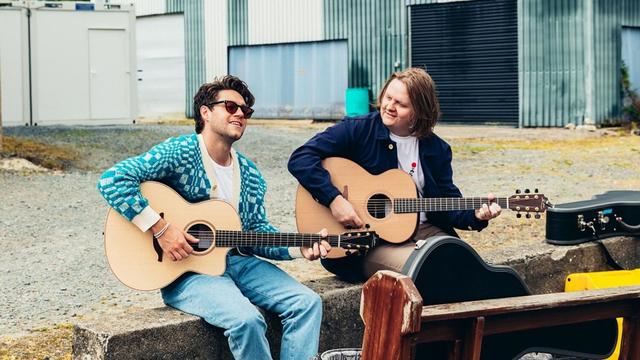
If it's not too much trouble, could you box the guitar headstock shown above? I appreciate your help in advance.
[339,231,379,251]
[508,188,551,219]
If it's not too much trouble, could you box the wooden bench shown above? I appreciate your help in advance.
[360,270,640,360]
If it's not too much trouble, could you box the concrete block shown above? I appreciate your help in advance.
[73,236,640,359]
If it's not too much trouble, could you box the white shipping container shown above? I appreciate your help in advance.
[0,1,137,126]
[0,4,29,126]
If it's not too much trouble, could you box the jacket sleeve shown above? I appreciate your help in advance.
[287,120,353,207]
[97,139,178,226]
[239,164,293,261]
[432,144,488,232]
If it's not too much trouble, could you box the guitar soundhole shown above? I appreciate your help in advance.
[367,194,392,219]
[187,223,214,252]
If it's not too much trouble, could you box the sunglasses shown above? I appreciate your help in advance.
[210,100,254,119]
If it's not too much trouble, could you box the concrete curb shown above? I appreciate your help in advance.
[73,236,639,359]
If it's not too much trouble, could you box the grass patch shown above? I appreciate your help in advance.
[460,134,640,151]
[0,137,80,171]
[452,144,492,155]
[0,324,72,360]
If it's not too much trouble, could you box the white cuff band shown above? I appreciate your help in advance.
[131,206,161,232]
[289,247,304,259]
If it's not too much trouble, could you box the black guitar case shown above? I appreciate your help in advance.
[546,190,640,245]
[400,236,618,360]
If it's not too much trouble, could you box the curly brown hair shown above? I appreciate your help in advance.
[192,75,255,133]
[376,68,440,139]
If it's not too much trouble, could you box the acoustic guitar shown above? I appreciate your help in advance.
[104,181,376,291]
[296,157,550,257]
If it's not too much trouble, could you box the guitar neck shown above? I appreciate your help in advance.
[394,197,509,213]
[213,231,343,248]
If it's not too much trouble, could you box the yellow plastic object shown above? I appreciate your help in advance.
[565,269,640,360]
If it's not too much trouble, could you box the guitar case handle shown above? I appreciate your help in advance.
[616,217,640,232]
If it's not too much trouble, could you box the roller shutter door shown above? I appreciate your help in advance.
[410,0,518,125]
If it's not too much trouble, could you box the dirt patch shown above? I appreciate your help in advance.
[0,324,72,360]
[0,158,49,172]
[0,137,79,171]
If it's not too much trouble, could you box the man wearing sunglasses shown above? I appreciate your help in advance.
[98,75,331,360]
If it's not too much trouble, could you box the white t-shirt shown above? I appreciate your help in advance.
[389,132,427,223]
[210,157,234,203]
[208,153,304,259]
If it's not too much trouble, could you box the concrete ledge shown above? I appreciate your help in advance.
[73,236,640,360]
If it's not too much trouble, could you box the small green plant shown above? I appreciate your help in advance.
[621,62,640,131]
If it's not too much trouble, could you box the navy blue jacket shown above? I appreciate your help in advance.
[287,111,488,236]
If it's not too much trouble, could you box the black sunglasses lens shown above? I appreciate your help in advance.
[224,101,239,115]
[242,106,254,119]
[221,100,253,118]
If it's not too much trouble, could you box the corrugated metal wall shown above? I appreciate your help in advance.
[520,0,640,127]
[228,0,248,46]
[193,0,639,125]
[183,0,206,118]
[520,0,587,127]
[592,0,640,125]
[204,0,228,80]
[247,0,323,45]
[411,0,640,127]
[165,0,184,13]
[324,0,407,94]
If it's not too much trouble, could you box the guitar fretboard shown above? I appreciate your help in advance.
[393,197,509,213]
[188,230,368,248]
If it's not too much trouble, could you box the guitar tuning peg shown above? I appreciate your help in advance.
[524,189,531,194]
[526,213,531,219]
[516,189,521,194]
[516,213,522,218]
[535,213,541,219]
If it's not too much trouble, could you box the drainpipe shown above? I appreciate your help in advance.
[26,7,33,126]
[583,0,595,126]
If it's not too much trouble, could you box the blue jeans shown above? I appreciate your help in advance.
[161,253,322,360]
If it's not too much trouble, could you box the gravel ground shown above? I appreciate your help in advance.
[1,122,639,339]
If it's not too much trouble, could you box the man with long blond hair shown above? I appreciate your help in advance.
[288,67,501,281]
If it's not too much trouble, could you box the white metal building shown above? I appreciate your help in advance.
[0,1,137,126]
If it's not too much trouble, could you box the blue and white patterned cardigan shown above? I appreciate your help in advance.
[97,133,292,261]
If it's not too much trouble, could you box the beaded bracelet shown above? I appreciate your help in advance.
[153,222,170,238]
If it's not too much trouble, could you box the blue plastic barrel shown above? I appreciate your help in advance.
[345,88,370,116]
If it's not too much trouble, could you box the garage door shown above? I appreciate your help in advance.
[410,0,518,125]
[229,40,348,120]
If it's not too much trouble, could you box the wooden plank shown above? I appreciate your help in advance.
[462,317,484,360]
[420,286,640,321]
[479,301,636,336]
[448,340,462,360]
[360,271,423,360]
[620,316,640,359]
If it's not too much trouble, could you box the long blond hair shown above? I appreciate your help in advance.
[377,68,440,139]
